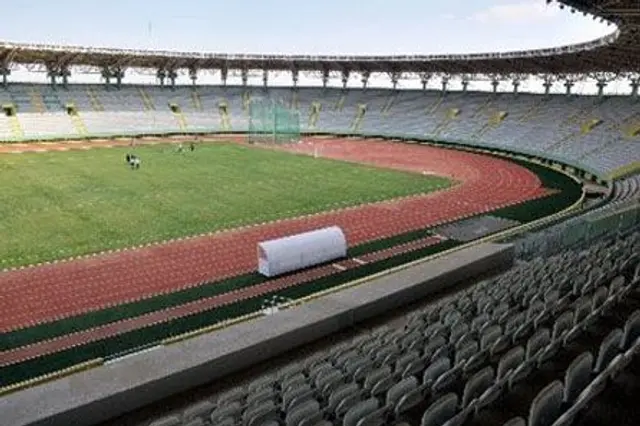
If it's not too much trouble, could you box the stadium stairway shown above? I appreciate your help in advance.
[243,91,252,115]
[472,111,508,141]
[518,96,546,123]
[382,92,398,116]
[620,112,640,139]
[309,102,321,129]
[29,86,46,113]
[69,112,89,135]
[87,87,104,111]
[218,100,232,131]
[580,118,603,135]
[427,95,445,115]
[433,108,460,137]
[563,97,602,130]
[351,103,367,132]
[171,107,189,131]
[191,89,203,111]
[290,90,300,111]
[469,95,493,120]
[8,114,24,139]
[335,93,346,112]
[138,87,156,111]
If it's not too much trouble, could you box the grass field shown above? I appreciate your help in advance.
[0,142,451,268]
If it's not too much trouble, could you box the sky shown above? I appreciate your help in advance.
[0,0,627,93]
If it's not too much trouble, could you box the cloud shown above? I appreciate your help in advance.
[470,2,560,24]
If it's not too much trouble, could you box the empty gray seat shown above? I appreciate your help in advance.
[328,383,361,414]
[492,303,510,320]
[278,362,305,381]
[310,362,334,382]
[149,415,181,426]
[443,310,463,326]
[454,340,478,366]
[392,378,424,417]
[450,323,469,343]
[528,380,564,426]
[527,328,551,361]
[285,399,321,426]
[590,286,608,315]
[594,328,623,373]
[503,417,526,426]
[480,325,502,352]
[374,345,398,364]
[423,357,451,388]
[217,387,246,404]
[387,376,419,408]
[563,352,593,404]
[504,312,525,336]
[210,401,242,424]
[316,369,345,396]
[421,393,458,426]
[462,366,494,409]
[214,417,235,426]
[500,346,525,390]
[183,419,205,426]
[182,400,214,421]
[249,375,276,393]
[552,311,573,341]
[424,336,447,358]
[243,400,277,424]
[282,373,308,392]
[247,387,277,407]
[424,323,447,340]
[395,351,420,375]
[621,310,640,350]
[343,398,380,426]
[364,366,392,391]
[472,313,490,331]
[283,384,313,411]
[573,297,591,326]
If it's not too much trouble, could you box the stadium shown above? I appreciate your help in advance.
[1,0,640,425]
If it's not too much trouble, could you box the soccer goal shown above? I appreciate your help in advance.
[247,98,301,144]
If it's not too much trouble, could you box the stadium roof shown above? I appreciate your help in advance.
[0,0,638,77]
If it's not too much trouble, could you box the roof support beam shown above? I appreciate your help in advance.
[361,70,370,89]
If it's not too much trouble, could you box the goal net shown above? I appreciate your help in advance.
[248,98,301,144]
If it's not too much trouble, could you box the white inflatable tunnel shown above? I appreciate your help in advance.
[258,226,347,277]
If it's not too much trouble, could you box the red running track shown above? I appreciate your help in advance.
[0,138,547,332]
[0,236,443,365]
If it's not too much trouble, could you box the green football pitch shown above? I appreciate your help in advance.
[0,142,452,268]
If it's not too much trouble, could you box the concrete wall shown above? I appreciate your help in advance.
[2,242,514,426]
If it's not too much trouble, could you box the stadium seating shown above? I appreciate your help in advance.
[142,229,639,426]
[1,84,639,177]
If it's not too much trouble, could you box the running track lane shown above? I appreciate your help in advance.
[0,139,547,332]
